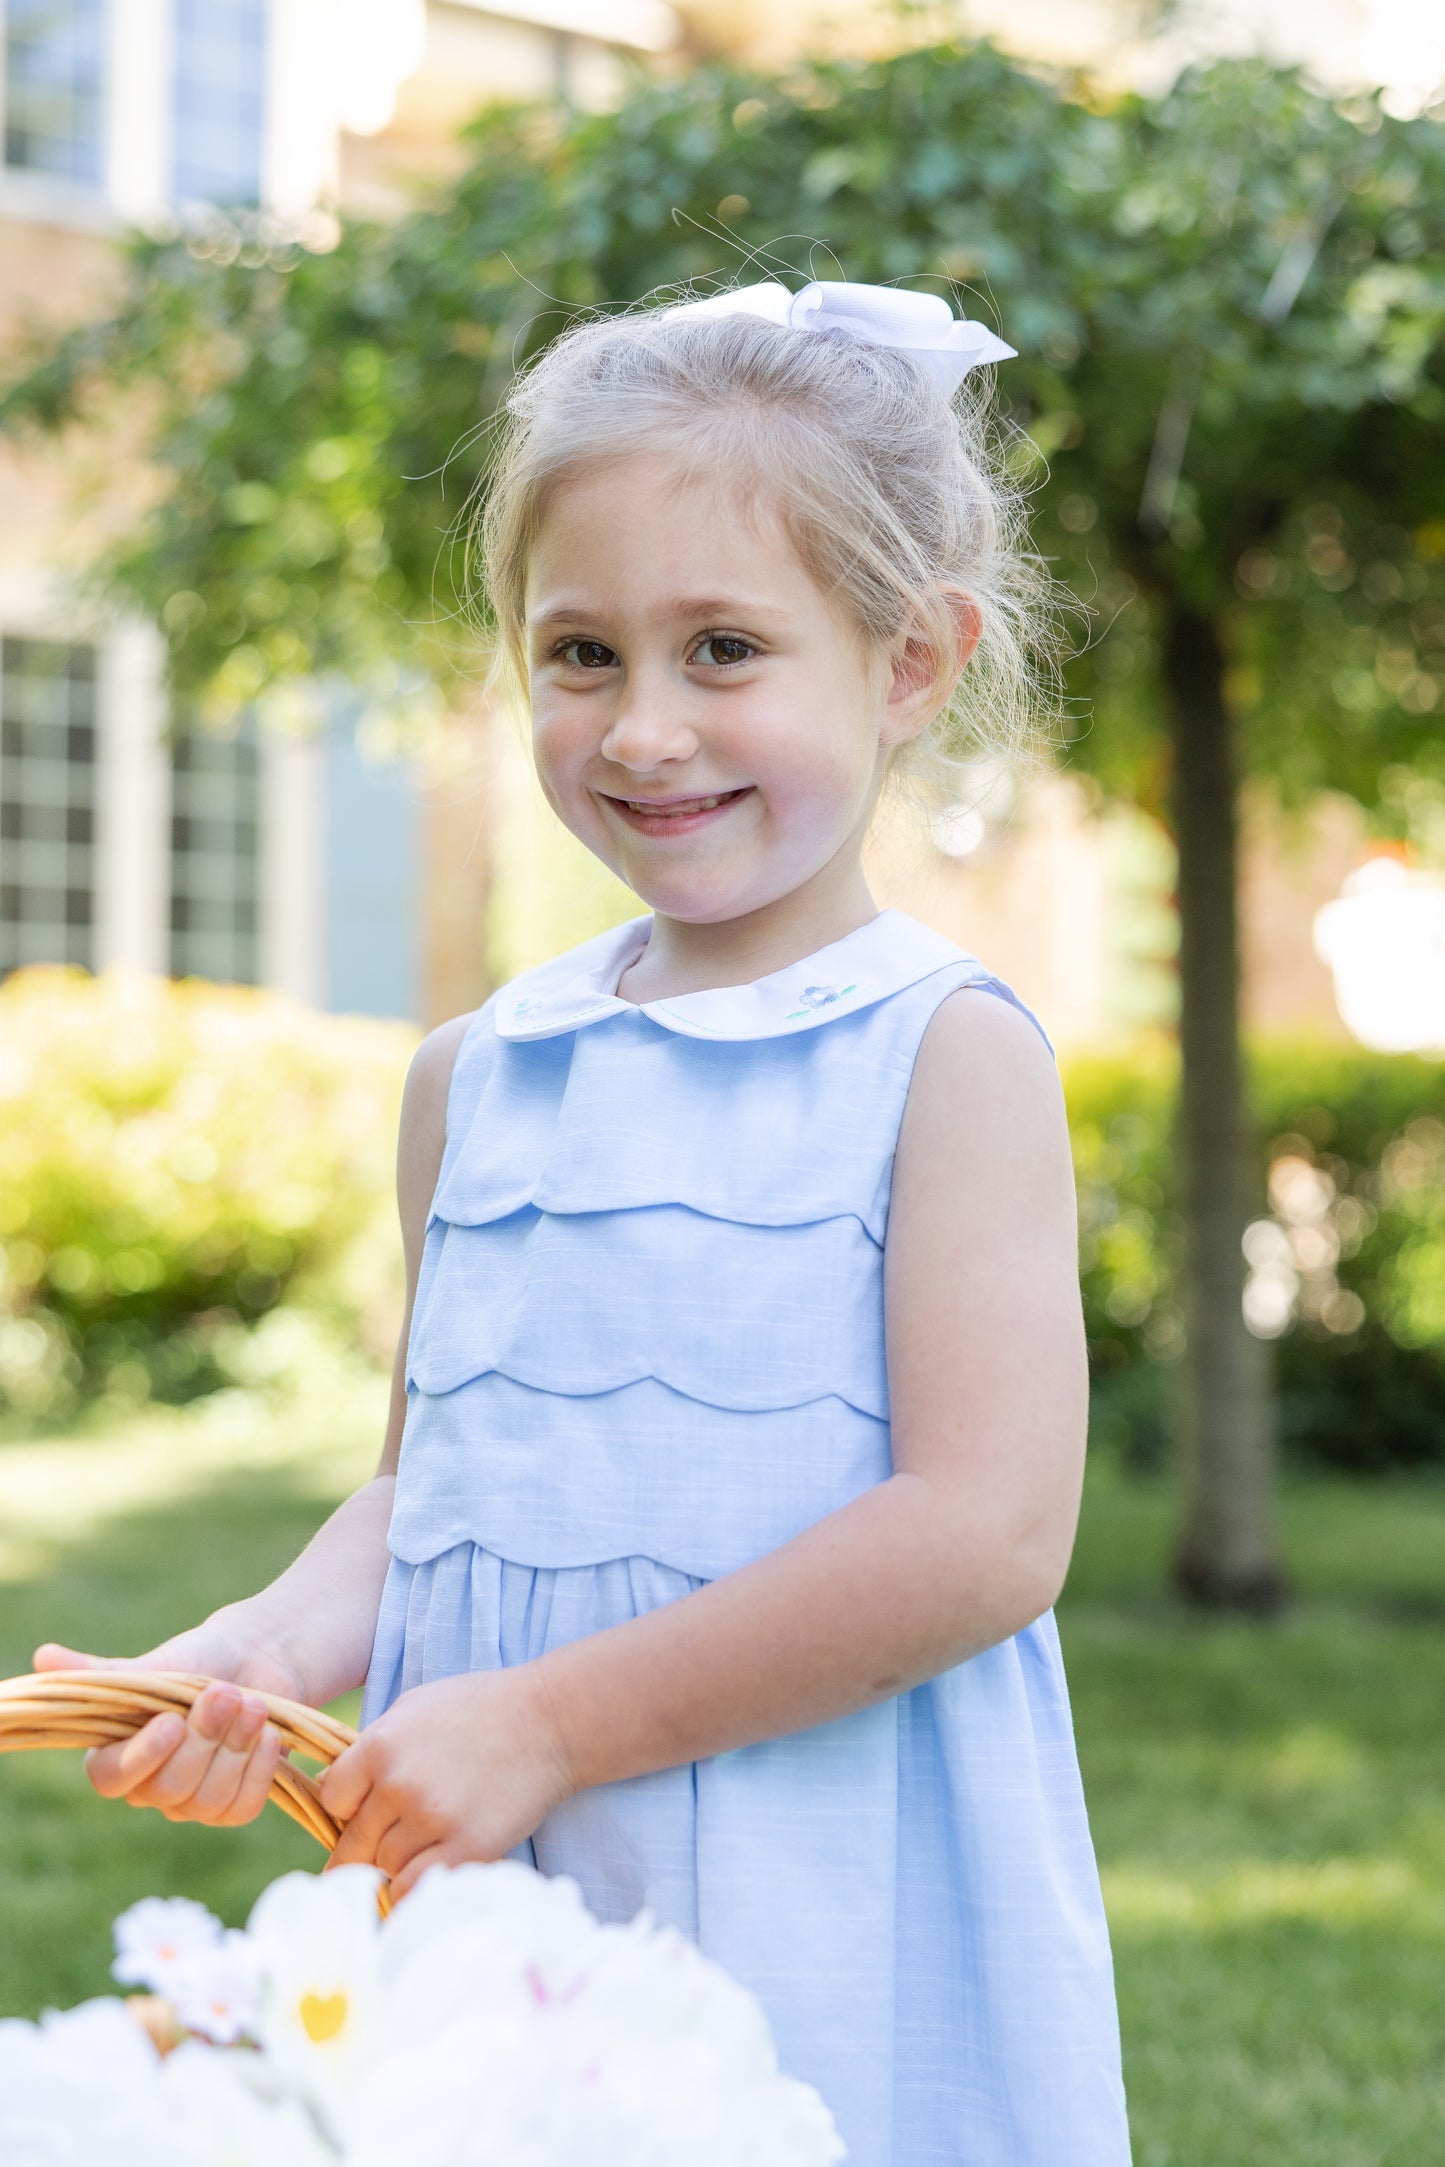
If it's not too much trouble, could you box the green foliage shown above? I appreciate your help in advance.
[1,43,1441,802]
[1068,1037,1445,1472]
[0,969,413,1422]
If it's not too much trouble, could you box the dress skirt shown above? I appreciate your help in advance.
[362,1543,1132,2167]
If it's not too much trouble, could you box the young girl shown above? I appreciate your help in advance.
[39,279,1132,2165]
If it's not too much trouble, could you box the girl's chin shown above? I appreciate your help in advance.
[612,866,810,927]
[622,884,752,922]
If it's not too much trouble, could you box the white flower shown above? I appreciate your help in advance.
[0,1999,193,2167]
[112,1895,224,1994]
[352,1864,846,2167]
[165,1931,264,2044]
[379,1854,595,1978]
[160,2040,338,2165]
[244,1865,384,2142]
[347,2021,603,2167]
[351,2007,844,2167]
[567,1914,780,2087]
[544,1922,844,2167]
[378,1858,602,2052]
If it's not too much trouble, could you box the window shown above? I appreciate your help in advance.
[0,638,97,973]
[172,0,266,206]
[168,719,260,983]
[4,0,106,184]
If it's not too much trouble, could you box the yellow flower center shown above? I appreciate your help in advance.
[298,1990,349,2044]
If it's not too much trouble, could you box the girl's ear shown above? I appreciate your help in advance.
[883,588,982,746]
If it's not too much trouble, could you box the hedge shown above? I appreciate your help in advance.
[1070,1037,1445,1473]
[0,968,413,1425]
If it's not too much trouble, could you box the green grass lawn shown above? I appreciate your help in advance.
[1066,1469,1445,2165]
[2,1385,1443,2163]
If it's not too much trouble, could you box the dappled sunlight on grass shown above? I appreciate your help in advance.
[0,1339,384,1591]
[1103,1853,1445,1934]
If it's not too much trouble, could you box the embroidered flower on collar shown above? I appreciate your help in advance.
[785,981,858,1021]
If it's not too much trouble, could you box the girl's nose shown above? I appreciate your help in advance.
[600,684,699,771]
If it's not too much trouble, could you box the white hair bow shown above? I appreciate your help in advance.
[669,279,1015,396]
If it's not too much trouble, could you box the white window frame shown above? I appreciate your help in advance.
[0,572,325,999]
[0,0,336,227]
[0,0,163,226]
[0,573,167,973]
[259,725,325,1003]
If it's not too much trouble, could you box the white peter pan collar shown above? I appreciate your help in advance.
[493,909,984,1043]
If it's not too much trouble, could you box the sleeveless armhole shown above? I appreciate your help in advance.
[428,993,502,1213]
[954,973,1056,1061]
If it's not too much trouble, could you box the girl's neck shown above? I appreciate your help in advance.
[615,857,879,1004]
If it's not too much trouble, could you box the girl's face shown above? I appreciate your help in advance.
[524,453,932,926]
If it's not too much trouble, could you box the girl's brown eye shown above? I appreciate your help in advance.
[565,640,616,669]
[697,636,753,667]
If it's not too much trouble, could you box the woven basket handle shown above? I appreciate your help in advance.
[0,1668,361,1858]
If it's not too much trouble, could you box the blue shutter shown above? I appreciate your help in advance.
[323,707,422,1020]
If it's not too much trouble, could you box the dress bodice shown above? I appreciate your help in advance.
[388,909,1050,1581]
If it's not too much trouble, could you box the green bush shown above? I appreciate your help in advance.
[1068,1037,1445,1474]
[0,968,414,1425]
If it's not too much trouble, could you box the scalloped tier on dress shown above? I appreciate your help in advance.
[406,1205,888,1416]
[385,1373,890,1580]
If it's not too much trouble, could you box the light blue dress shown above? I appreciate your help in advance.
[364,909,1131,2167]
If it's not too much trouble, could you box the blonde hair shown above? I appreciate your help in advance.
[476,291,1062,808]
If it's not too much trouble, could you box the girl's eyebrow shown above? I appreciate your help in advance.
[529,594,784,632]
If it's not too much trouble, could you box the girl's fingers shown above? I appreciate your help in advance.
[214,1726,286,1828]
[86,1683,260,1819]
[85,1712,188,1800]
[325,1790,394,1869]
[317,1740,373,1824]
[140,1684,251,1815]
[387,1842,448,1905]
[36,1640,176,1674]
[34,1641,111,1671]
[373,1821,415,1881]
[183,1699,273,1823]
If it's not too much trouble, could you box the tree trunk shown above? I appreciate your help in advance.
[1162,602,1286,1612]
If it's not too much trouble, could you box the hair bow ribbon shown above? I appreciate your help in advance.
[670,279,1015,396]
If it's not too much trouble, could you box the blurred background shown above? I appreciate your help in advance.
[0,3,1442,2160]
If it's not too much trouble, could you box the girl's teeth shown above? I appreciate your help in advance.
[629,794,726,813]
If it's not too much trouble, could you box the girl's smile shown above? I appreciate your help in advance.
[600,784,757,836]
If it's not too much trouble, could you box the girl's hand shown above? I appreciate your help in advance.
[32,1616,307,1828]
[319,1667,575,1901]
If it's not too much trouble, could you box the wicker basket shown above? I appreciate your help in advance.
[0,1668,380,1893]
